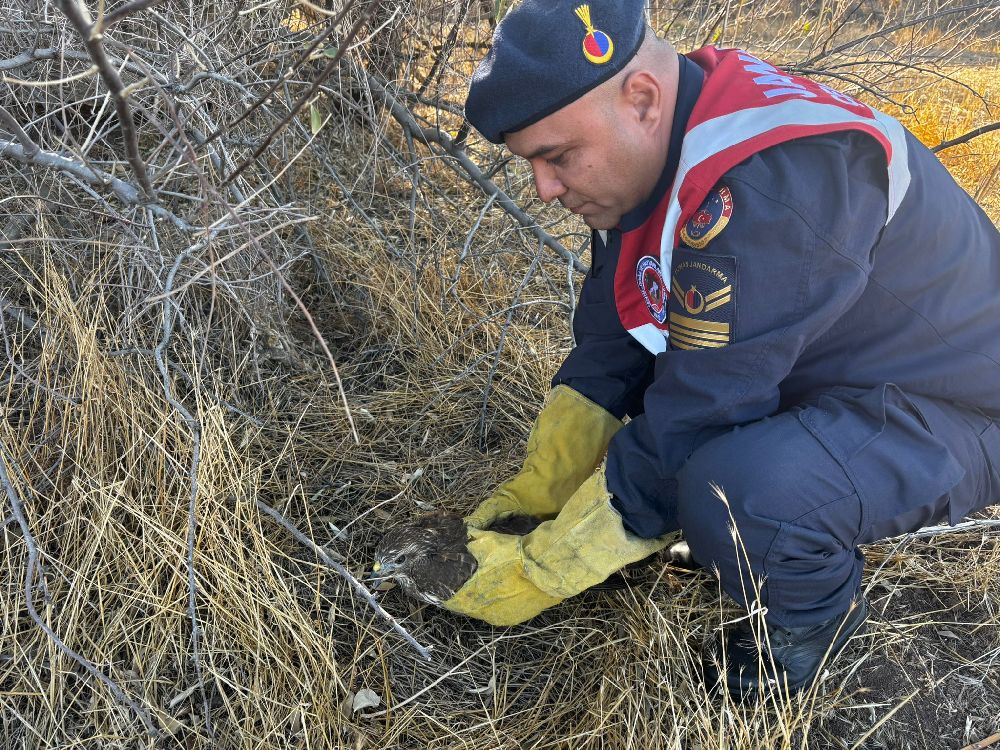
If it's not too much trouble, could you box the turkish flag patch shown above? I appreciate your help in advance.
[680,185,733,249]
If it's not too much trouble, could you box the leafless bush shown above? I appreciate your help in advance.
[1,0,998,746]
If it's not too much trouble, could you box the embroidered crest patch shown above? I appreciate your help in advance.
[680,185,733,249]
[668,251,736,350]
[575,5,614,65]
[635,255,667,324]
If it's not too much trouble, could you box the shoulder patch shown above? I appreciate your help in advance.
[680,185,733,249]
[668,251,736,350]
[635,255,668,324]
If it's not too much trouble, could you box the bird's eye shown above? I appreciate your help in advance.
[396,554,407,564]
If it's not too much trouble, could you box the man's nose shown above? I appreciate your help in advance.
[532,163,566,204]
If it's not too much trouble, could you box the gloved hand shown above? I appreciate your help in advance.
[465,385,622,530]
[444,466,669,626]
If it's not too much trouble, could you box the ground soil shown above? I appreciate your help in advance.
[809,563,1000,749]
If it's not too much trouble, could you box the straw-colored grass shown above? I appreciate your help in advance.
[2,3,999,748]
[895,64,1000,218]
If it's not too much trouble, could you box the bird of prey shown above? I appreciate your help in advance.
[368,511,668,608]
[369,512,541,606]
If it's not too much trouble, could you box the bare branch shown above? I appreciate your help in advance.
[800,1,1000,67]
[254,498,433,661]
[54,0,156,198]
[366,74,588,273]
[415,0,472,98]
[0,139,192,230]
[0,442,160,735]
[933,121,1000,153]
[98,0,166,32]
[0,104,38,156]
[224,0,381,185]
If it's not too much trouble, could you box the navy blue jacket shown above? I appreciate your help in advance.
[553,54,1000,538]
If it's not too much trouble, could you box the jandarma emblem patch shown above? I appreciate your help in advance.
[636,255,667,324]
[575,5,614,65]
[680,185,733,249]
[668,254,736,350]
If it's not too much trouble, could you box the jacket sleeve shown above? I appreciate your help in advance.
[551,230,655,420]
[606,131,890,537]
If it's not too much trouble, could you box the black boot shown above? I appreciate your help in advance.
[703,598,868,697]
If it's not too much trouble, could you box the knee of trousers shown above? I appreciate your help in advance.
[675,413,860,572]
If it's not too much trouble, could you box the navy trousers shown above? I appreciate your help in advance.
[675,384,1000,628]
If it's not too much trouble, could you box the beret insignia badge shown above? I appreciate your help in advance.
[680,185,734,249]
[575,5,614,65]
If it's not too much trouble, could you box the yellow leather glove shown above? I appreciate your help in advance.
[465,385,622,530]
[444,466,669,626]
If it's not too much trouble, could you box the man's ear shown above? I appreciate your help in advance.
[620,70,662,133]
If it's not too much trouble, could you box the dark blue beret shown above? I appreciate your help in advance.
[465,0,648,144]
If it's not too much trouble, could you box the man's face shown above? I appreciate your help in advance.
[504,83,661,230]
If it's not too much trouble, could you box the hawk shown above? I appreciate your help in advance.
[369,512,540,606]
[367,512,685,608]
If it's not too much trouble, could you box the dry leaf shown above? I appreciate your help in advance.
[352,688,381,713]
[467,675,496,695]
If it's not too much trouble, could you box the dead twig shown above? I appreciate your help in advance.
[54,0,156,199]
[891,518,1000,541]
[0,441,160,736]
[963,731,1000,750]
[253,498,433,661]
[933,122,1000,153]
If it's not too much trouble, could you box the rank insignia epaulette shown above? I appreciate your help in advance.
[575,5,614,65]
[668,252,737,350]
[680,185,733,249]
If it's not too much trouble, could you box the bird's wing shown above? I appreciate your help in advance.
[409,549,477,604]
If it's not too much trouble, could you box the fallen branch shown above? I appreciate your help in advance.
[254,498,433,661]
[0,442,159,735]
[892,517,1000,541]
[963,731,1000,750]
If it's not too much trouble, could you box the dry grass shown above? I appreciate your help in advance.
[2,2,1000,748]
[893,64,1000,218]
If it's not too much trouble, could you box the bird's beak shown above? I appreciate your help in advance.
[365,561,398,592]
[366,560,393,581]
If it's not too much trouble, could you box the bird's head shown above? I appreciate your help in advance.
[369,528,432,583]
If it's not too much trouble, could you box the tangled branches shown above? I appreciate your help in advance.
[1,0,998,746]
